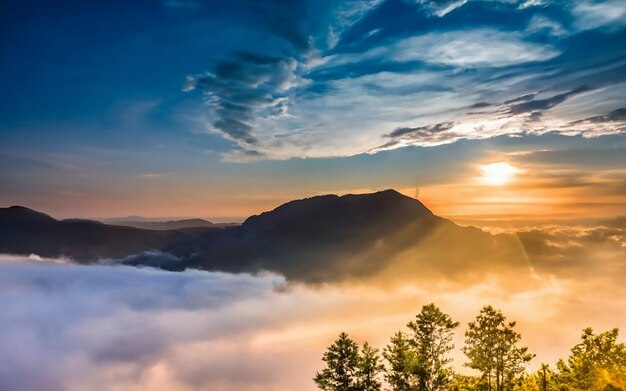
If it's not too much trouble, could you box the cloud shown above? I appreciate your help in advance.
[570,107,626,124]
[515,224,626,276]
[604,216,626,229]
[414,0,469,17]
[0,257,288,391]
[386,121,456,138]
[572,0,626,31]
[372,121,458,150]
[118,250,184,269]
[184,54,301,145]
[525,14,567,37]
[507,85,592,114]
[392,29,559,66]
[365,84,615,150]
[182,1,381,152]
[320,29,559,70]
[1,222,626,390]
[179,0,626,160]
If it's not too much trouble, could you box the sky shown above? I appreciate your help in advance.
[0,0,626,219]
[1,0,625,219]
[1,2,626,389]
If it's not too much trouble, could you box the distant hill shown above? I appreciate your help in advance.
[108,219,217,230]
[0,190,526,282]
[0,206,221,263]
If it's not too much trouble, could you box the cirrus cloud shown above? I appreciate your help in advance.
[180,0,626,161]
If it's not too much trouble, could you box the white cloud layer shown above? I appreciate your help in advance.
[1,242,626,391]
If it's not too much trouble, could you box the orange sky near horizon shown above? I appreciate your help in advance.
[3,145,624,222]
[25,166,625,222]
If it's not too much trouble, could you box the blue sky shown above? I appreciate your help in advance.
[1,0,625,217]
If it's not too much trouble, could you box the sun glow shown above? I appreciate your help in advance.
[480,162,518,186]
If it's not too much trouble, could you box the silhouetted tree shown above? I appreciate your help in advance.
[463,306,534,391]
[408,303,460,391]
[315,333,384,391]
[315,332,360,391]
[554,328,626,390]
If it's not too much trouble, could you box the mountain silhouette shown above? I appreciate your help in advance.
[0,206,219,262]
[106,218,220,231]
[0,190,524,282]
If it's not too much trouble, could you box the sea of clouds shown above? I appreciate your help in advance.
[1,239,625,391]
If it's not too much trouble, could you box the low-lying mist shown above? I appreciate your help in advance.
[1,220,624,391]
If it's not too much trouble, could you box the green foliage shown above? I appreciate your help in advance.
[514,364,554,391]
[382,304,459,391]
[314,332,383,391]
[448,373,482,391]
[408,303,460,391]
[314,332,361,391]
[554,328,626,390]
[463,306,535,391]
[314,305,626,391]
[358,342,384,391]
[383,331,417,391]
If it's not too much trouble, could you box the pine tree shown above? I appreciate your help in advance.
[357,342,384,391]
[407,303,459,391]
[463,306,534,391]
[314,333,384,391]
[383,331,417,391]
[314,332,361,391]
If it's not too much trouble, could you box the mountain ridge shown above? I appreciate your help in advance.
[0,190,523,282]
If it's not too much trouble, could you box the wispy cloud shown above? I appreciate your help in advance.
[179,0,626,161]
[572,0,626,30]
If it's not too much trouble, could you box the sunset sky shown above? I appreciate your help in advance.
[1,2,626,391]
[1,0,625,220]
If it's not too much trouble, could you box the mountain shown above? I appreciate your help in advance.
[0,190,525,282]
[0,206,221,262]
[173,189,519,282]
[106,219,217,231]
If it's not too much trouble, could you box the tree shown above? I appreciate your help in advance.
[463,306,534,391]
[315,332,360,391]
[382,304,459,391]
[536,364,553,391]
[407,303,460,391]
[314,333,384,391]
[554,328,626,390]
[537,363,553,391]
[448,373,482,391]
[384,331,417,391]
[515,364,554,391]
[357,342,384,391]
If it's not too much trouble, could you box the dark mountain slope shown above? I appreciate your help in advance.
[176,190,522,282]
[0,206,220,262]
[1,191,526,282]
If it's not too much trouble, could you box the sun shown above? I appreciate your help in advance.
[480,162,518,186]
